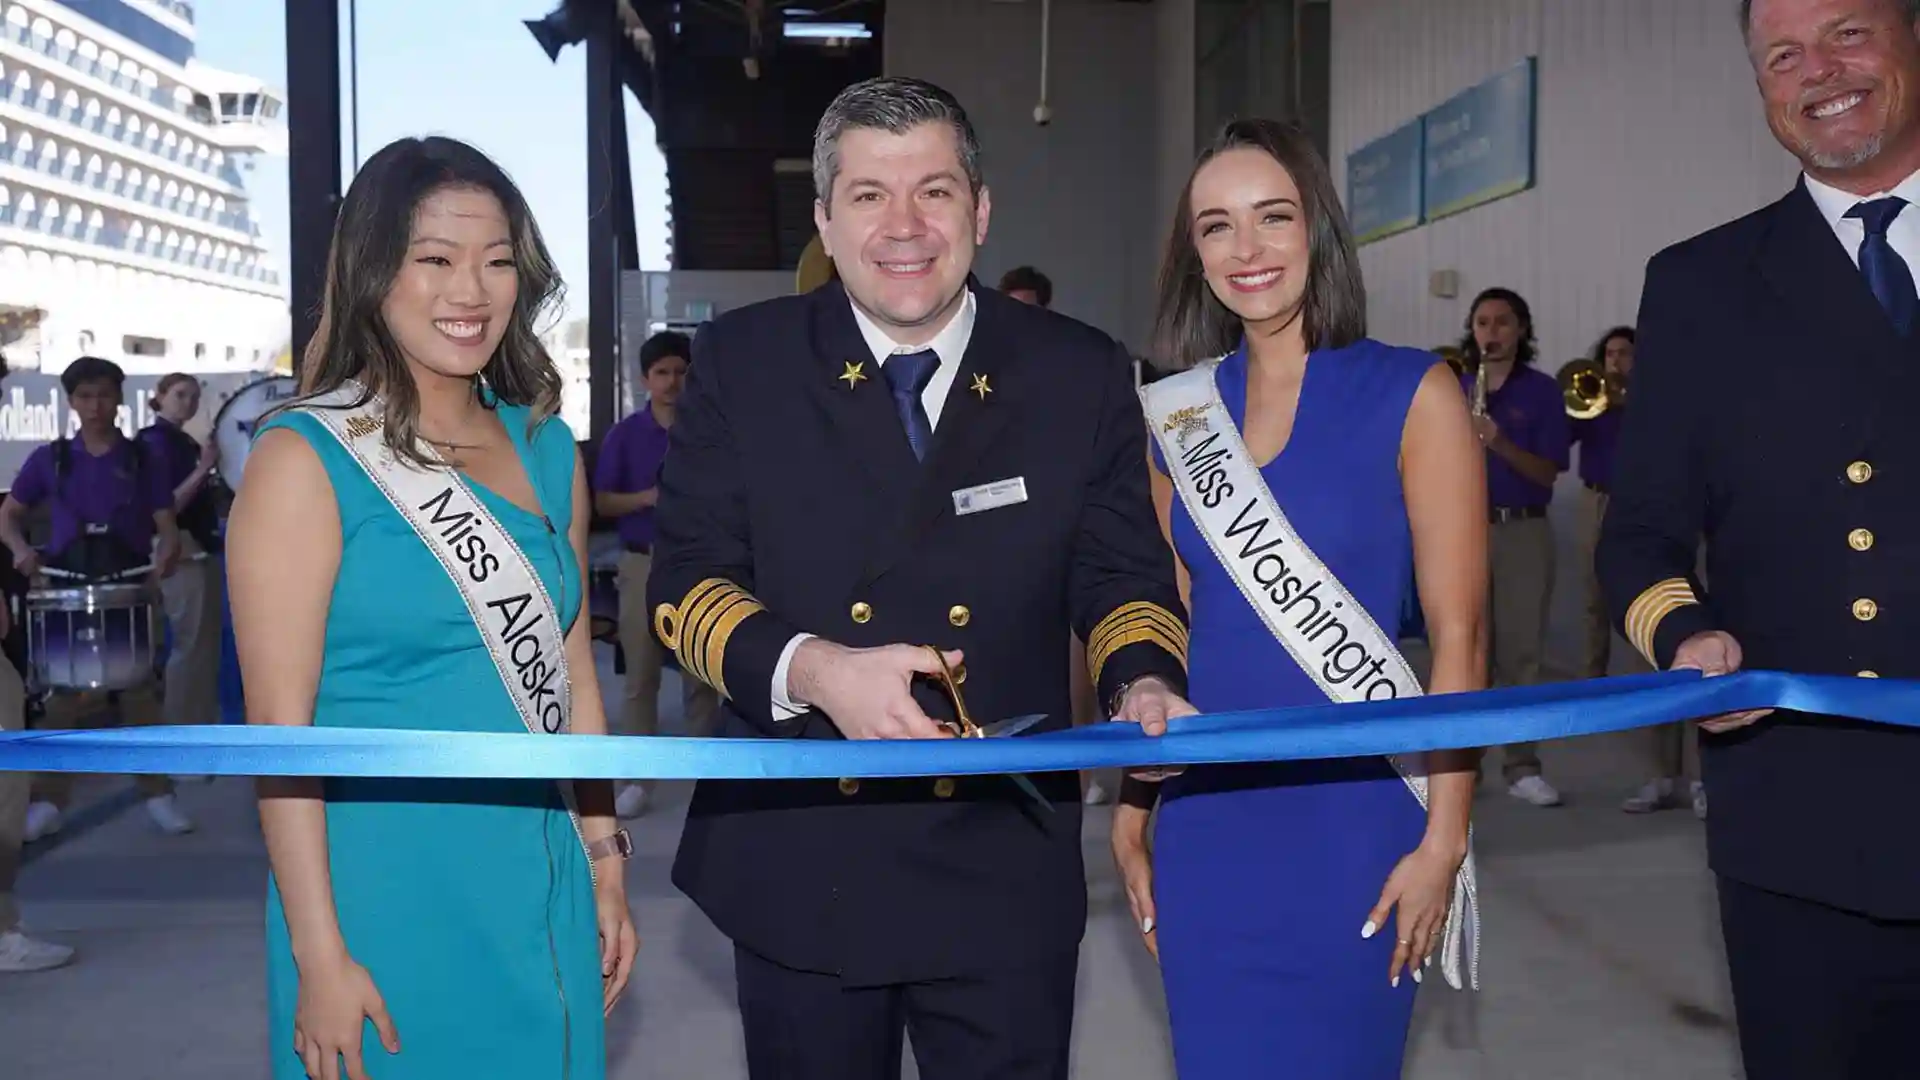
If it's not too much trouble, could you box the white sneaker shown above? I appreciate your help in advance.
[22,801,60,843]
[1508,775,1563,807]
[1622,778,1681,814]
[144,794,193,835]
[614,783,648,820]
[1083,779,1110,806]
[0,928,75,972]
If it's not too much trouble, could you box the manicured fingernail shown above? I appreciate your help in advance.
[1141,916,1155,934]
[1425,954,1433,968]
[1413,968,1422,984]
[1391,975,1400,987]
[1361,920,1377,939]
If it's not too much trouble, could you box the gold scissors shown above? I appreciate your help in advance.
[925,646,1053,812]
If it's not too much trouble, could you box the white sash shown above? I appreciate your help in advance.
[1141,359,1480,991]
[291,382,597,882]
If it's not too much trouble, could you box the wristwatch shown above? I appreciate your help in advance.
[587,828,633,863]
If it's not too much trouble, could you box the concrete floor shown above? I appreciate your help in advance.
[0,648,1745,1080]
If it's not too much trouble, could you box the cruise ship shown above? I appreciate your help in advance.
[0,0,286,462]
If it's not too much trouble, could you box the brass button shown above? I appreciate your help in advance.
[933,777,956,798]
[1859,670,1881,679]
[1850,528,1875,551]
[948,604,970,628]
[1849,460,1874,484]
[850,602,872,624]
[838,777,860,796]
[1854,598,1879,621]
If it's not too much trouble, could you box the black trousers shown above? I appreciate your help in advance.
[733,946,1078,1080]
[1718,875,1920,1079]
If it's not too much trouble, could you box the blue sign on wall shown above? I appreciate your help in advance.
[1422,58,1537,221]
[1346,119,1424,245]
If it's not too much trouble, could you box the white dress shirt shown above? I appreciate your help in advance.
[765,288,979,720]
[1802,167,1920,276]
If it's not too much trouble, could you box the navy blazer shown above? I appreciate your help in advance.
[647,277,1188,983]
[1598,179,1920,918]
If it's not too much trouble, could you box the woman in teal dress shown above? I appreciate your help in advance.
[224,136,639,1080]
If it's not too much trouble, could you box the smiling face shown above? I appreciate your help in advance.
[814,121,990,343]
[1188,147,1312,331]
[380,184,518,383]
[1750,0,1920,185]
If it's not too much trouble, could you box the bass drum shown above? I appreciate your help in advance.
[210,375,300,493]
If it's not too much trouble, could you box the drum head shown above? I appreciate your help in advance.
[211,376,299,490]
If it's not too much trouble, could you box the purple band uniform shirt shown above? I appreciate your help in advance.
[1461,364,1571,509]
[594,407,672,551]
[1573,407,1624,491]
[10,437,172,556]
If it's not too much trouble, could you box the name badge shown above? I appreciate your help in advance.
[952,477,1028,517]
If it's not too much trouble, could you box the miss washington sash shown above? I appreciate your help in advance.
[1141,360,1481,991]
[293,383,598,882]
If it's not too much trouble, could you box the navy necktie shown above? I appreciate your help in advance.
[883,349,939,461]
[1847,197,1917,336]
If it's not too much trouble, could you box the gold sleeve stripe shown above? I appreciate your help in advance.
[1087,602,1190,687]
[652,578,765,700]
[1624,577,1698,666]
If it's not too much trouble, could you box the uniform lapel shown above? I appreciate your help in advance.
[855,285,1019,590]
[802,281,918,508]
[1756,180,1910,383]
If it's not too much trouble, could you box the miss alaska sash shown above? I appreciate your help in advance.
[293,382,599,884]
[1141,359,1481,991]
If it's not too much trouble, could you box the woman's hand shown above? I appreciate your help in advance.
[596,877,640,1016]
[1363,839,1463,987]
[1110,801,1159,959]
[292,952,398,1080]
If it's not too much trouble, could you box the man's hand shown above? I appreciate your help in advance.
[1113,676,1198,781]
[788,639,960,740]
[1673,629,1770,733]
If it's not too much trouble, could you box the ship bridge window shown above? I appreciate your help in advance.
[122,335,165,358]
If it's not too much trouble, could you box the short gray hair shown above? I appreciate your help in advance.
[812,76,984,211]
[1741,0,1920,37]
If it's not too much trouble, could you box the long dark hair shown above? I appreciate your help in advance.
[1459,286,1537,368]
[295,135,565,467]
[1151,118,1367,370]
[1591,324,1634,362]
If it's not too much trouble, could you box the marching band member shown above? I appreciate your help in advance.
[227,135,635,1080]
[1459,287,1571,807]
[1599,1,1920,1075]
[1117,117,1482,1079]
[593,329,718,819]
[647,76,1191,1080]
[139,374,226,738]
[0,355,188,839]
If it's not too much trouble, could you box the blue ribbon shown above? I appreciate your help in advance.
[0,670,1913,780]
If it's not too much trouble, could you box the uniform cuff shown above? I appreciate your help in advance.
[653,578,803,733]
[1086,602,1190,714]
[1624,577,1715,669]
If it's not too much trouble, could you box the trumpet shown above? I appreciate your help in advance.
[1558,357,1625,419]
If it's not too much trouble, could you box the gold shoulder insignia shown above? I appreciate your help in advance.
[656,579,766,700]
[1624,577,1698,666]
[1086,601,1190,687]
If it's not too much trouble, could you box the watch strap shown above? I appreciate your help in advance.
[587,828,633,862]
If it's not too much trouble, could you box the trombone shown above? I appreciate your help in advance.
[1558,358,1626,419]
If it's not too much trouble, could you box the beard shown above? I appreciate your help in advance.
[1802,130,1885,171]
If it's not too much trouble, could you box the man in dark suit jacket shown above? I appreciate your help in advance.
[647,76,1192,1080]
[1598,2,1920,1075]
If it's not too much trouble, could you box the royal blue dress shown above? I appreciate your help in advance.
[258,404,605,1080]
[1151,340,1432,1078]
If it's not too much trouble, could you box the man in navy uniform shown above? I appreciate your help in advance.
[1598,1,1920,1075]
[648,76,1192,1080]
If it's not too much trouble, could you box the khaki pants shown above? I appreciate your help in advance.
[29,681,173,807]
[617,551,719,788]
[1490,515,1554,781]
[0,655,26,934]
[158,539,224,727]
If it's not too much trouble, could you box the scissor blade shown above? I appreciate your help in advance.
[1008,771,1056,814]
[979,712,1047,739]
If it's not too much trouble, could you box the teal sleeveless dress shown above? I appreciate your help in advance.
[259,403,605,1080]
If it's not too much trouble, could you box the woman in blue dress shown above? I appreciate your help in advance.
[1112,118,1486,1077]
[224,136,639,1080]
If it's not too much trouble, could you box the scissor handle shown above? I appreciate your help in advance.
[923,645,980,738]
